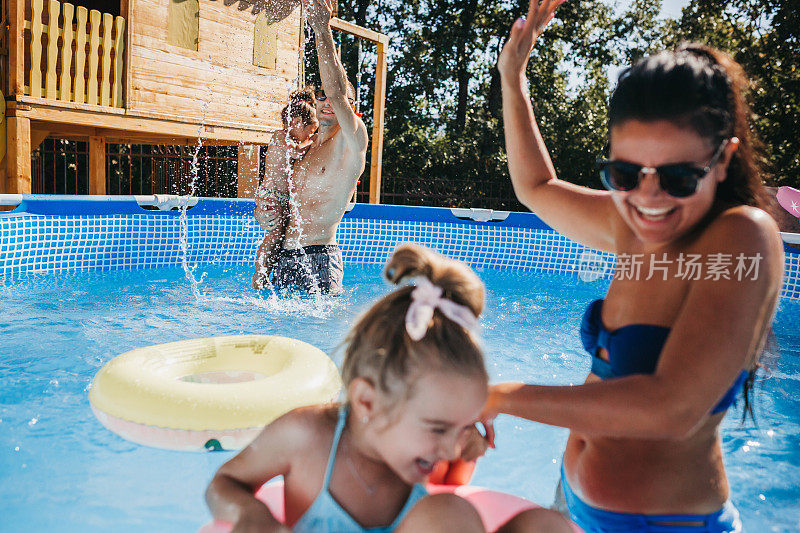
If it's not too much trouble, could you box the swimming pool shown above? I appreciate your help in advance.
[2,196,799,532]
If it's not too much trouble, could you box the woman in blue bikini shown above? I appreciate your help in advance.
[485,2,785,532]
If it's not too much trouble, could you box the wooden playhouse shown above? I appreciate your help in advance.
[0,0,388,202]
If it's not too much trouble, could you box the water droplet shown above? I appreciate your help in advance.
[28,417,38,426]
[759,494,766,501]
[14,446,19,451]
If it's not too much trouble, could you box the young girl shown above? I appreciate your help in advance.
[211,244,492,532]
[253,89,319,290]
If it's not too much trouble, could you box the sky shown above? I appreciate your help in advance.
[615,0,693,19]
[659,0,693,18]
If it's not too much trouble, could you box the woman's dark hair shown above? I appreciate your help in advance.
[609,44,776,421]
[608,43,770,211]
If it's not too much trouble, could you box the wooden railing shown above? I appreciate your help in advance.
[25,0,125,107]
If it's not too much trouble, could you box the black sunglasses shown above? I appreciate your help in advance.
[596,139,729,198]
[315,91,355,105]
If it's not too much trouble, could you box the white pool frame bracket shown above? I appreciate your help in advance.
[450,207,510,222]
[0,194,23,205]
[781,232,800,245]
[134,195,199,210]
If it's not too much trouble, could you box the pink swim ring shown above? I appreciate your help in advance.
[776,186,800,220]
[199,480,582,532]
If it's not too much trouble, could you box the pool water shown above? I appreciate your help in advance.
[2,264,799,532]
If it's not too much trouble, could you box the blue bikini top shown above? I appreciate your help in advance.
[580,298,747,415]
[293,406,428,533]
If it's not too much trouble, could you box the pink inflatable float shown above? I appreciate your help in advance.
[199,480,582,533]
[777,186,800,220]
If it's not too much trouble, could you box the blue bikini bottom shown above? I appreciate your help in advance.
[560,465,742,532]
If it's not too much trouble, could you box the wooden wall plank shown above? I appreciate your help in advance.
[123,0,134,109]
[18,104,276,144]
[60,3,76,101]
[127,0,301,127]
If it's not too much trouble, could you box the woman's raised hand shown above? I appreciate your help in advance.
[498,0,566,79]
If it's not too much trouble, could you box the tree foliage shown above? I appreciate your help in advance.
[329,0,799,209]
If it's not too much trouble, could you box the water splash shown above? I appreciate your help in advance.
[178,89,213,300]
[254,8,324,300]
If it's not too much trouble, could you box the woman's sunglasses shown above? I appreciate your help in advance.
[315,90,355,105]
[596,139,729,198]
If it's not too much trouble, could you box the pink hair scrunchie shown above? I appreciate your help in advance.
[405,277,479,341]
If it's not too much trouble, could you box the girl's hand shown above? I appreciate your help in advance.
[479,383,512,449]
[460,425,490,462]
[498,0,566,79]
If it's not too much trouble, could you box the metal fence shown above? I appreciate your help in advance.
[32,139,90,194]
[377,174,525,211]
[32,139,238,197]
[32,137,523,209]
[106,144,238,197]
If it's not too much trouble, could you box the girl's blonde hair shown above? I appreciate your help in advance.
[341,244,487,403]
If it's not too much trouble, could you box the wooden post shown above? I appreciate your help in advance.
[369,37,389,204]
[328,19,390,205]
[6,116,32,194]
[89,136,106,194]
[122,0,134,108]
[237,144,260,198]
[9,0,25,95]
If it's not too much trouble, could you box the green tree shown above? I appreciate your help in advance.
[331,0,798,209]
[666,0,799,188]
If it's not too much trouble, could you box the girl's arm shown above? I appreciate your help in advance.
[501,1,622,253]
[205,411,310,532]
[484,209,784,441]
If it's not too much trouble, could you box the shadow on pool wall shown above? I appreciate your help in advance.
[1,194,799,300]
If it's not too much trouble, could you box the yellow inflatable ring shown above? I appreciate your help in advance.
[89,335,342,451]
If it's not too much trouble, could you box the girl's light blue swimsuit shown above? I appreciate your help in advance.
[561,299,745,532]
[293,407,428,533]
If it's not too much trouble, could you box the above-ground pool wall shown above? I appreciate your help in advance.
[1,196,799,300]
